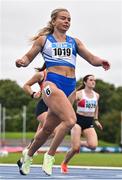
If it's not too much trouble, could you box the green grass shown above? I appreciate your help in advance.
[5,132,35,139]
[0,152,122,167]
[98,140,118,147]
[0,132,122,167]
[4,132,118,147]
[2,132,121,167]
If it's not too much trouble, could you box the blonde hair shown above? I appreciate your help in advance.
[31,8,69,41]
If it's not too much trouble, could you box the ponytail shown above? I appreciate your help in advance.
[31,8,69,41]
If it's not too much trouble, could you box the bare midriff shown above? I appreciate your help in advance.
[47,66,75,78]
[77,111,94,117]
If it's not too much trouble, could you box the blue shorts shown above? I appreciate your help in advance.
[46,72,76,97]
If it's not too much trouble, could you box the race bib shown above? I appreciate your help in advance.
[52,42,72,59]
[44,85,52,97]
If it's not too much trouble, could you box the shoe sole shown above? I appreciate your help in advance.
[17,159,26,176]
[42,166,51,176]
[61,169,68,174]
[61,167,68,174]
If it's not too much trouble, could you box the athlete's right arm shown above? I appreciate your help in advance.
[73,91,81,107]
[15,36,45,68]
[68,90,76,105]
[76,90,82,102]
[23,72,44,96]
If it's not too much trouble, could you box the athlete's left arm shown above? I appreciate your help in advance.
[94,93,103,130]
[75,38,110,71]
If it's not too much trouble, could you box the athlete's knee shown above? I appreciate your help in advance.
[67,120,76,129]
[65,116,76,129]
[88,142,97,150]
[72,145,80,153]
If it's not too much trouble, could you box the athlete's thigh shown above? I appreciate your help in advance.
[42,81,76,121]
[83,128,98,144]
[70,124,81,146]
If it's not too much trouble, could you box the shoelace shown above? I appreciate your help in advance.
[24,158,32,170]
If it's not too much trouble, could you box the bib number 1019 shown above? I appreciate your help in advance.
[53,48,71,57]
[52,42,72,58]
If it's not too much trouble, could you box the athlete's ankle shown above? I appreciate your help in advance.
[47,151,55,156]
[27,150,33,157]
[62,162,67,165]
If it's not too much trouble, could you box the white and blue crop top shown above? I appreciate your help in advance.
[77,90,98,113]
[41,34,78,68]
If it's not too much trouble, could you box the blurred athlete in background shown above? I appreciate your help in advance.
[61,75,103,173]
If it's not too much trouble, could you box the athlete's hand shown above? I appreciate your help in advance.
[33,91,42,99]
[15,59,27,68]
[102,60,110,71]
[15,56,30,68]
[95,120,103,130]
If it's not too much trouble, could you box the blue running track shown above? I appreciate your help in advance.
[0,164,122,180]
